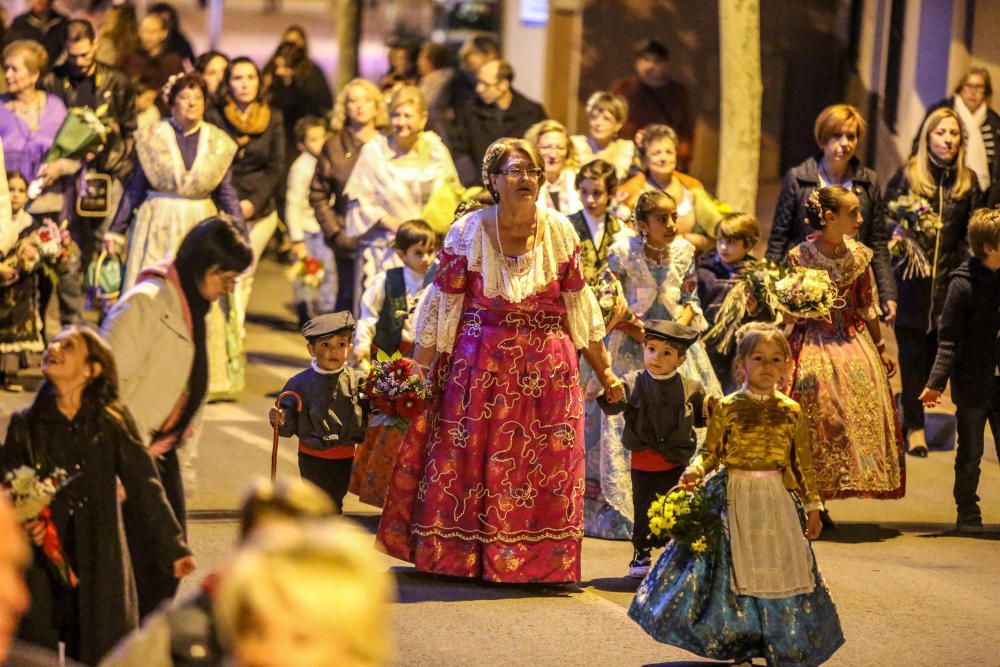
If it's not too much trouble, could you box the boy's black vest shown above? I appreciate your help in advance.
[372,267,409,355]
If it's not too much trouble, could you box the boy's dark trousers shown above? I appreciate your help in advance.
[298,452,354,513]
[954,383,1000,520]
[631,466,685,553]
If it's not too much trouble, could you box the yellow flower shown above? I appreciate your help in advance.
[691,537,708,553]
[664,516,676,530]
[649,516,667,535]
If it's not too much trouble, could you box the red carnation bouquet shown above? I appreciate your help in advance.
[2,466,78,588]
[287,255,326,289]
[361,351,432,431]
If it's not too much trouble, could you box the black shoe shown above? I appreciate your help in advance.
[819,509,836,529]
[956,514,984,534]
[628,550,651,579]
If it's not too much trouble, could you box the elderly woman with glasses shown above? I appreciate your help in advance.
[376,137,625,584]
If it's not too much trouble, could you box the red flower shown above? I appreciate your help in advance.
[394,394,425,421]
[303,257,323,275]
[39,507,77,588]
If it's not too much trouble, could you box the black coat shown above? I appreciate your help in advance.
[207,105,286,219]
[450,90,547,186]
[884,166,982,332]
[41,62,138,183]
[911,97,1000,208]
[6,11,67,64]
[766,155,897,303]
[0,389,190,665]
[268,65,333,162]
[926,257,1000,407]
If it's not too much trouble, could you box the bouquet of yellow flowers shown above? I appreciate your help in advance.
[647,485,721,555]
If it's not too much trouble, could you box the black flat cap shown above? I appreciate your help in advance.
[644,319,699,346]
[302,311,356,339]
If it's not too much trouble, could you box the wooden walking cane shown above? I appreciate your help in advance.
[272,391,303,481]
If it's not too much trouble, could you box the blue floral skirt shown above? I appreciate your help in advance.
[628,470,845,666]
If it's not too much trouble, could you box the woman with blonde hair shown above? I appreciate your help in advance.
[525,119,583,216]
[214,520,393,667]
[309,78,388,311]
[767,103,896,323]
[571,91,636,180]
[886,107,982,456]
[343,84,457,308]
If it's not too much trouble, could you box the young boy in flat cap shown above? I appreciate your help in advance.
[269,312,369,512]
[598,319,709,578]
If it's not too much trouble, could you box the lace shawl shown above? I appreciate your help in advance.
[414,206,605,353]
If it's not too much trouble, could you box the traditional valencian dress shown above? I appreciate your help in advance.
[586,234,721,540]
[110,118,245,398]
[629,390,845,666]
[376,206,605,583]
[788,238,904,500]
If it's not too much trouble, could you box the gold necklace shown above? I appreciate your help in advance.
[495,209,540,277]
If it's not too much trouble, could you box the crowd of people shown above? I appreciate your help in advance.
[1,1,999,665]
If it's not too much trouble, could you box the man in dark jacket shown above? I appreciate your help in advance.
[5,0,67,65]
[450,59,547,185]
[920,208,1000,532]
[610,39,693,169]
[40,19,137,326]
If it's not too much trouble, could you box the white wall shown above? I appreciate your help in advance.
[502,1,548,104]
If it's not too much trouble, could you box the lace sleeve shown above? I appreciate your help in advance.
[563,285,606,348]
[413,249,468,354]
[560,249,605,347]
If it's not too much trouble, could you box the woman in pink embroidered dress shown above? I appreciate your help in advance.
[376,138,624,583]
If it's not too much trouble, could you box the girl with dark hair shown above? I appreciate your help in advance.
[101,215,252,618]
[788,185,902,511]
[193,50,230,102]
[0,326,195,665]
[265,41,333,158]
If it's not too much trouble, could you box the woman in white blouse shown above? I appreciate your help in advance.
[375,138,624,583]
[343,85,458,310]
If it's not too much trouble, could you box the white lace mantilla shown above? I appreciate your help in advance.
[414,206,605,354]
[607,234,708,331]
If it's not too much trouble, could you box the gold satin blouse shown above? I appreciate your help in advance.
[691,390,821,508]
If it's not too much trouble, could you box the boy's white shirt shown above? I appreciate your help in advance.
[354,264,428,352]
[285,151,321,241]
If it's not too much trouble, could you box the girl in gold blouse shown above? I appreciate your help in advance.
[629,323,843,666]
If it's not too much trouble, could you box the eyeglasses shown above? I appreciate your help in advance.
[497,167,543,180]
[963,83,986,91]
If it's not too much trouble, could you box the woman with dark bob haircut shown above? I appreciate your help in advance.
[101,216,251,617]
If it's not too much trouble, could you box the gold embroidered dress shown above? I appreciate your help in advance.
[788,239,904,500]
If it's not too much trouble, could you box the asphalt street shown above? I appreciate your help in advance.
[1,257,998,666]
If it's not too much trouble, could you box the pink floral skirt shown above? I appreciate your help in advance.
[376,307,585,582]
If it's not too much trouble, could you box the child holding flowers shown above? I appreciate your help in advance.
[629,323,844,667]
[349,219,436,507]
[0,171,43,391]
[789,185,903,509]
